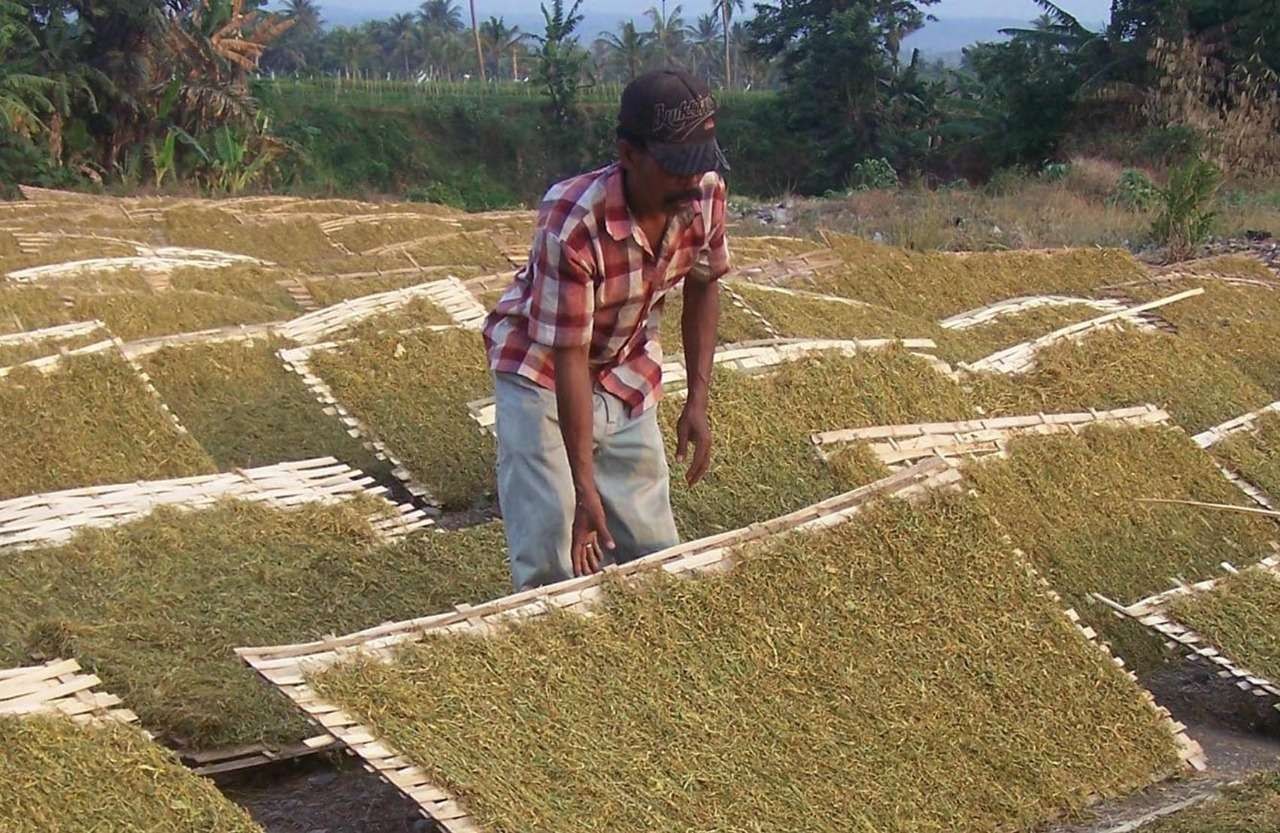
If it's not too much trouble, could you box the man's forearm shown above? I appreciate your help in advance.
[681,278,720,406]
[553,345,597,496]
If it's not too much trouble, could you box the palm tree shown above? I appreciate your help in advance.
[480,17,526,80]
[467,0,485,81]
[713,0,742,88]
[0,1,55,141]
[685,14,721,82]
[387,13,418,76]
[597,20,649,82]
[418,0,464,35]
[644,3,685,68]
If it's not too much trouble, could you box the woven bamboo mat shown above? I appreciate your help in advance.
[277,342,438,504]
[1096,556,1280,706]
[1192,400,1280,448]
[963,288,1204,375]
[0,457,432,551]
[811,405,1171,465]
[277,277,486,344]
[238,458,1208,832]
[939,295,1133,330]
[466,336,948,434]
[238,460,971,833]
[6,244,268,282]
[0,659,137,726]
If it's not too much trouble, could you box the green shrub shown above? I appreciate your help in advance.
[846,157,899,191]
[1110,169,1158,212]
[1153,157,1222,261]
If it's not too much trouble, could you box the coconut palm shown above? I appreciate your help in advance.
[387,13,418,76]
[713,0,742,88]
[0,1,55,140]
[597,20,649,83]
[644,3,685,67]
[685,14,721,82]
[418,0,464,36]
[480,17,527,80]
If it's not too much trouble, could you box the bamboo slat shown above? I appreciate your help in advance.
[963,288,1205,375]
[1096,556,1280,705]
[0,659,136,726]
[237,461,965,831]
[277,277,486,344]
[277,342,437,503]
[0,457,432,551]
[6,246,268,282]
[1191,401,1280,449]
[938,295,1131,330]
[465,337,949,433]
[811,405,1171,463]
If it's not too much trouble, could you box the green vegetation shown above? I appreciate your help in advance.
[309,328,495,510]
[0,352,215,499]
[1168,568,1280,685]
[967,426,1277,667]
[1154,157,1223,261]
[140,338,385,472]
[0,501,511,749]
[0,715,263,833]
[313,496,1182,833]
[662,349,974,539]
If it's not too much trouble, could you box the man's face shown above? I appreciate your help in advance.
[619,140,702,211]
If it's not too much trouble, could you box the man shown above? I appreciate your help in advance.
[483,69,731,590]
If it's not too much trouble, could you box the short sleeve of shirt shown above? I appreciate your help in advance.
[690,174,731,284]
[526,228,596,347]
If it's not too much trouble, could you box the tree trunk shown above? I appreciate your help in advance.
[49,111,64,168]
[722,5,731,89]
[470,0,486,82]
[512,45,518,80]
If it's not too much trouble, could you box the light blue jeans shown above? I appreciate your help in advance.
[494,371,680,591]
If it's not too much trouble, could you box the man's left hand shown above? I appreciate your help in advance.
[675,402,712,486]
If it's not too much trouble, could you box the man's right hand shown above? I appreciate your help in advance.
[571,488,615,577]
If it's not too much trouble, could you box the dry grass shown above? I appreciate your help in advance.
[1167,568,1280,686]
[0,714,263,833]
[304,268,487,306]
[810,233,1144,320]
[966,426,1277,669]
[937,304,1115,365]
[347,296,452,339]
[0,502,511,749]
[658,286,774,354]
[967,325,1272,434]
[0,352,216,499]
[163,207,338,267]
[662,349,975,539]
[63,290,285,340]
[1140,773,1280,833]
[169,265,301,312]
[0,326,108,368]
[729,283,941,341]
[0,286,75,335]
[313,495,1182,833]
[1125,279,1280,395]
[1213,413,1280,499]
[323,216,462,253]
[309,328,495,509]
[140,338,386,472]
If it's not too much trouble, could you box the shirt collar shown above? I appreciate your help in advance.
[603,163,704,244]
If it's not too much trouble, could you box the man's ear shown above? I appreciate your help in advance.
[617,138,639,171]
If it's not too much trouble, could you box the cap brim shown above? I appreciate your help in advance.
[649,138,730,176]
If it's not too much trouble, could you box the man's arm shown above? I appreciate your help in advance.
[554,344,614,575]
[677,278,719,485]
[676,174,731,486]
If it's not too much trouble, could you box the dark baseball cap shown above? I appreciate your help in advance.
[618,69,730,176]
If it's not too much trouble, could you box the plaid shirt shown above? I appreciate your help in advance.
[483,162,730,415]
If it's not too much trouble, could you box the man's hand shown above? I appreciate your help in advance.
[675,401,712,486]
[571,488,615,576]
